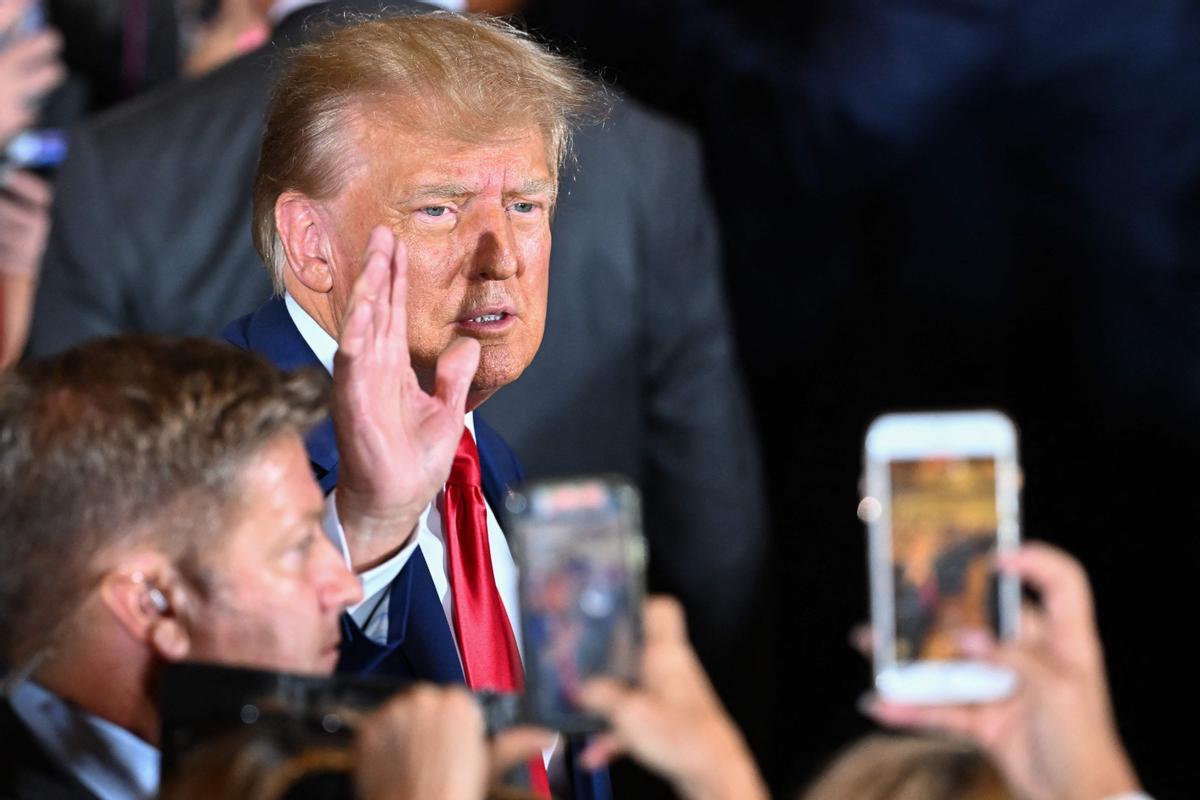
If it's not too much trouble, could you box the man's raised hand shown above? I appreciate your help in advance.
[333,225,480,571]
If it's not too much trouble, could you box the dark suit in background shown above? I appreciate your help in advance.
[0,702,95,800]
[28,2,770,791]
[520,1,1200,797]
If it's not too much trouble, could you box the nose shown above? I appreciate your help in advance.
[466,204,520,281]
[314,536,364,611]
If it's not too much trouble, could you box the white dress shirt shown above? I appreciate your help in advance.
[9,680,158,800]
[285,295,523,654]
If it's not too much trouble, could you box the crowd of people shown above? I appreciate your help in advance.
[0,0,1180,798]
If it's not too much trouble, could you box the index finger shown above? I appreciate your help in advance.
[644,596,688,645]
[383,226,409,354]
[999,542,1099,658]
[489,726,557,779]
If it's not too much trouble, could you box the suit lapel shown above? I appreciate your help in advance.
[474,413,525,517]
[336,555,465,684]
[390,553,466,683]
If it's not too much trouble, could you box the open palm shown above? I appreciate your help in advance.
[332,226,480,571]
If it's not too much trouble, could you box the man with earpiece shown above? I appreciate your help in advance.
[0,232,502,800]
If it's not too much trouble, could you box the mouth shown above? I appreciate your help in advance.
[455,306,517,335]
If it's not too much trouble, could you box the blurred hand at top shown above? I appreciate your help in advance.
[0,0,63,144]
[865,542,1142,800]
[1,168,51,368]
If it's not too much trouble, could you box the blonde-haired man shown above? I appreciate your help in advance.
[223,13,608,798]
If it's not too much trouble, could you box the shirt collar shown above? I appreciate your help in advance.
[9,680,159,800]
[285,293,338,376]
[283,292,476,436]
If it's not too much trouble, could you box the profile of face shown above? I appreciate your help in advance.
[183,433,362,675]
[289,115,555,407]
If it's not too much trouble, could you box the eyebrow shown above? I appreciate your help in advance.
[397,178,558,206]
[400,183,474,204]
[506,178,557,197]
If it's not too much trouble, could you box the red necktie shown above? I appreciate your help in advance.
[442,429,551,797]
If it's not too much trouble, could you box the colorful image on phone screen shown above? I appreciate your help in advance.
[515,480,643,730]
[889,457,999,663]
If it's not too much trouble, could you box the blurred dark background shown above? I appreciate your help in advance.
[516,0,1197,796]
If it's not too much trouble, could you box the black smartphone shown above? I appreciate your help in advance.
[506,476,646,733]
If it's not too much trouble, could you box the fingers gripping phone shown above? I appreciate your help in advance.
[860,411,1021,704]
[506,476,646,733]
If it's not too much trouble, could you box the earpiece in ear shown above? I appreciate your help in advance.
[145,587,170,614]
[131,571,170,615]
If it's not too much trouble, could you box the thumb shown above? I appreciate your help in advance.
[434,336,481,413]
[490,726,557,780]
[578,677,631,716]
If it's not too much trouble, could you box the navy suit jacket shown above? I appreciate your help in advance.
[222,297,611,799]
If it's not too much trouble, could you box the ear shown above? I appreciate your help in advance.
[98,553,193,663]
[276,191,337,294]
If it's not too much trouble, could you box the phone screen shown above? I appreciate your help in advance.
[888,457,1000,664]
[509,478,645,732]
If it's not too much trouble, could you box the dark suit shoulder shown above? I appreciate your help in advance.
[81,48,273,181]
[0,702,96,800]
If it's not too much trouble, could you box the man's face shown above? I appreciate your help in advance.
[185,433,362,675]
[323,118,554,406]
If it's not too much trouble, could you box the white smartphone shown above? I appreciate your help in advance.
[861,410,1021,704]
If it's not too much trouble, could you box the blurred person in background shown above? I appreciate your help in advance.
[41,0,268,124]
[43,0,180,119]
[179,0,268,76]
[1,0,61,368]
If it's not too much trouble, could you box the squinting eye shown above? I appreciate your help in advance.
[422,206,448,217]
[511,202,536,213]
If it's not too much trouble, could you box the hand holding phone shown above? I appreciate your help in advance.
[860,410,1021,704]
[1,0,65,152]
[507,476,646,733]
